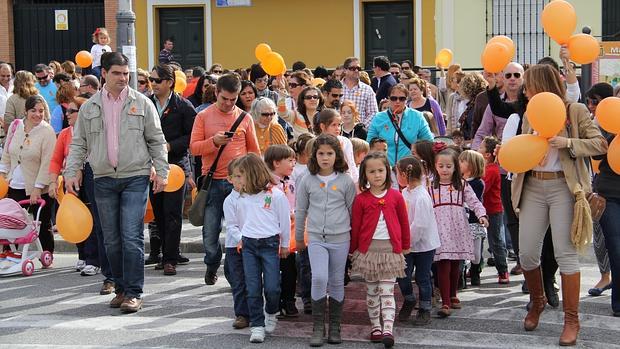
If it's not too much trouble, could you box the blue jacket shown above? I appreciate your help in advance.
[367,107,434,166]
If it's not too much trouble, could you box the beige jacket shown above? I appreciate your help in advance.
[65,87,169,180]
[0,120,56,195]
[511,103,608,211]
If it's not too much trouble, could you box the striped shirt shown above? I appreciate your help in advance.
[342,80,379,127]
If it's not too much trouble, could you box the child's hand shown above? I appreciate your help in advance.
[236,241,243,253]
[402,249,411,255]
[479,216,489,228]
[295,240,306,251]
[279,247,290,258]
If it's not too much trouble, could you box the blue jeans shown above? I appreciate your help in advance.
[202,179,233,271]
[397,250,435,310]
[297,248,312,303]
[94,175,149,298]
[242,235,281,327]
[224,247,249,318]
[487,213,508,274]
[82,163,111,281]
[599,197,620,313]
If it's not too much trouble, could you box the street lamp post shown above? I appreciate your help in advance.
[116,0,137,90]
[580,26,593,96]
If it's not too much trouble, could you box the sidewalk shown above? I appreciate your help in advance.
[53,219,213,254]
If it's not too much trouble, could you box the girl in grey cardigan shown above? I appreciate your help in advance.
[295,134,356,346]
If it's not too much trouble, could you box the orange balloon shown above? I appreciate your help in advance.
[435,48,453,68]
[56,176,65,204]
[567,34,600,65]
[165,164,185,192]
[488,36,515,59]
[56,194,93,243]
[144,198,154,223]
[262,52,286,77]
[0,176,7,199]
[608,136,620,175]
[595,97,620,134]
[525,92,567,138]
[591,159,601,174]
[541,0,576,44]
[174,77,187,94]
[75,51,93,68]
[498,135,549,173]
[255,43,272,62]
[481,42,512,73]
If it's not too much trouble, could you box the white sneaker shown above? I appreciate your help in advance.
[264,313,278,334]
[75,260,86,271]
[249,326,265,343]
[80,265,100,276]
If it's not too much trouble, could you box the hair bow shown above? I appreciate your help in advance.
[432,142,448,154]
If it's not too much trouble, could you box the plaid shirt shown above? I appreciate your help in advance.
[342,80,379,127]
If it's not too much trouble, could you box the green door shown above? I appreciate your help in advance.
[364,1,414,69]
[158,7,205,69]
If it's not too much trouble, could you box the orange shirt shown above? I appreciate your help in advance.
[190,105,260,179]
[49,126,72,175]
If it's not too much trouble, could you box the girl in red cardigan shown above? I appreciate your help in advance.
[350,152,410,348]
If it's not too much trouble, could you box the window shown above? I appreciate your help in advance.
[486,0,551,65]
[603,0,620,41]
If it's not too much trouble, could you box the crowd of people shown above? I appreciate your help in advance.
[0,29,619,348]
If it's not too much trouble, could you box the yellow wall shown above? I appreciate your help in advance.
[421,0,436,66]
[134,0,148,70]
[211,0,354,69]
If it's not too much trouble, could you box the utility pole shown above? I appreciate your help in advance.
[117,0,137,89]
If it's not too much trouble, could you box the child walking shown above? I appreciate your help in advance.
[222,159,249,330]
[395,156,441,326]
[234,154,291,344]
[295,134,356,347]
[458,150,487,286]
[350,152,409,348]
[90,28,111,78]
[431,148,488,317]
[479,136,509,284]
[264,144,299,317]
[314,109,358,182]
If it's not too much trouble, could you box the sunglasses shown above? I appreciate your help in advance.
[504,72,521,79]
[138,80,147,85]
[391,72,400,76]
[260,112,276,117]
[37,76,48,81]
[66,108,80,114]
[256,77,269,83]
[389,96,407,102]
[586,97,600,106]
[148,77,167,84]
[347,66,362,71]
[212,70,223,74]
[304,95,320,100]
[331,93,344,98]
[289,82,302,88]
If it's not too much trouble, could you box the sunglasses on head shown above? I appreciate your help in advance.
[260,112,276,117]
[304,95,320,100]
[586,97,601,106]
[331,93,344,98]
[504,72,521,79]
[66,108,79,114]
[389,96,407,102]
[148,77,167,84]
[347,66,362,72]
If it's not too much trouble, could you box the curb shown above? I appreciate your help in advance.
[53,236,225,254]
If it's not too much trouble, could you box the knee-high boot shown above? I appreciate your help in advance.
[523,267,546,331]
[327,298,344,344]
[310,297,326,347]
[559,272,580,346]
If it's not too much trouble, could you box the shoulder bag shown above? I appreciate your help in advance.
[188,111,247,226]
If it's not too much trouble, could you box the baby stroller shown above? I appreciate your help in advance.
[0,198,53,276]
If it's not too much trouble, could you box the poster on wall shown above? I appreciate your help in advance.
[216,0,251,7]
[592,42,620,88]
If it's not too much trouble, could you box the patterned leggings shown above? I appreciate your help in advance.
[593,221,610,274]
[366,280,396,334]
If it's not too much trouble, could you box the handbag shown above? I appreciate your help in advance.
[188,111,247,226]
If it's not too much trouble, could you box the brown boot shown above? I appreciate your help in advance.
[522,267,546,331]
[559,272,580,346]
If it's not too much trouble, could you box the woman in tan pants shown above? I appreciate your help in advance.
[511,64,607,346]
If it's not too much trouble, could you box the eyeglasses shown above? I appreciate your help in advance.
[260,112,276,117]
[331,93,344,98]
[504,72,521,79]
[138,80,148,85]
[586,97,600,106]
[304,95,320,100]
[66,108,79,114]
[148,77,166,84]
[289,82,301,88]
[389,96,407,102]
[347,66,362,71]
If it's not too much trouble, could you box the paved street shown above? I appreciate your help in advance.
[1,225,619,348]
